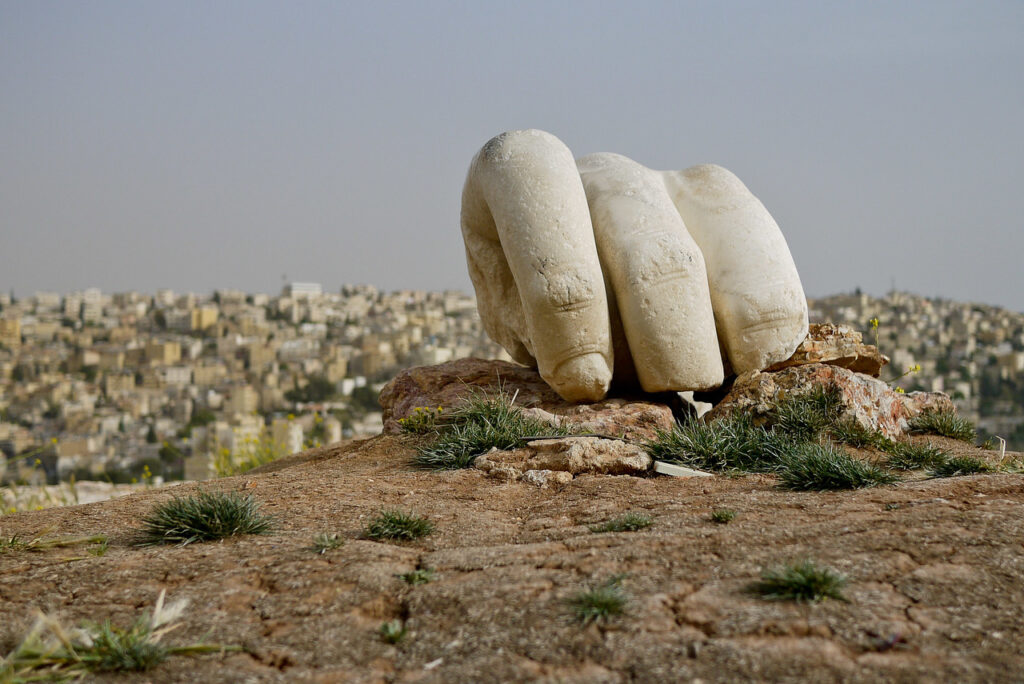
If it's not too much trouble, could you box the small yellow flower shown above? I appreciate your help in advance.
[869,318,879,329]
[51,437,58,444]
[895,387,905,394]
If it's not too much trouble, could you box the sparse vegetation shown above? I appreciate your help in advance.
[589,512,653,533]
[646,413,788,473]
[929,455,993,478]
[212,429,289,477]
[398,568,436,585]
[399,406,443,435]
[1,533,107,554]
[710,509,737,524]
[884,442,950,470]
[779,443,899,491]
[88,536,110,557]
[908,409,977,443]
[139,491,275,546]
[750,560,848,603]
[568,576,628,624]
[829,417,891,450]
[364,509,434,541]
[311,532,344,553]
[412,390,569,469]
[0,591,237,680]
[765,386,843,442]
[378,621,407,644]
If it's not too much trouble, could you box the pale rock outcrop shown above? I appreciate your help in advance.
[461,129,808,402]
[473,437,653,479]
[707,363,954,439]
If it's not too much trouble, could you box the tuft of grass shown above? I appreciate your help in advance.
[139,491,275,546]
[364,509,434,542]
[1,533,108,554]
[884,442,950,471]
[929,455,993,478]
[710,509,737,524]
[589,512,653,533]
[750,560,848,603]
[88,536,109,557]
[908,409,977,443]
[413,390,569,470]
[829,418,890,450]
[778,443,899,491]
[568,576,628,624]
[378,621,406,644]
[311,532,344,553]
[398,568,436,585]
[765,386,843,442]
[645,413,790,473]
[0,590,238,680]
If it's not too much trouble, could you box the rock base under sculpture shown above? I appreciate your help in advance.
[379,358,676,441]
[707,363,954,440]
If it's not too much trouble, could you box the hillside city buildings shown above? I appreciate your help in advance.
[2,286,1023,487]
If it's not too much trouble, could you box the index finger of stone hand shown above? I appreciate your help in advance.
[461,130,613,402]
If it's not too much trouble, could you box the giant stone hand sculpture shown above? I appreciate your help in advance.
[461,129,808,402]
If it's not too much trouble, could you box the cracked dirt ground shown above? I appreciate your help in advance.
[1,435,1023,682]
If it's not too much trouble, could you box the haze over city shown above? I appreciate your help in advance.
[2,1,1022,309]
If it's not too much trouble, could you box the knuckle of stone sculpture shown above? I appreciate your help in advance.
[662,164,808,375]
[461,130,808,402]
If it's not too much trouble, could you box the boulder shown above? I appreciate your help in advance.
[473,436,653,480]
[766,323,888,377]
[706,363,954,439]
[378,358,675,441]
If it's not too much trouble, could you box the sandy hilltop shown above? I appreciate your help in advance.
[2,352,1024,682]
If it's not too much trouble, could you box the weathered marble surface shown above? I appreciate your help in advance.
[462,129,808,402]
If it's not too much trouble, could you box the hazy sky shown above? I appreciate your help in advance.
[2,1,1022,310]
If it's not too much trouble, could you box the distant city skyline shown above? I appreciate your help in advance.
[2,1,1022,310]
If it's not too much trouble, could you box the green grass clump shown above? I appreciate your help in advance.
[710,509,737,524]
[750,560,848,602]
[0,591,237,680]
[398,568,436,585]
[589,512,653,533]
[311,532,344,553]
[929,455,993,478]
[764,386,843,442]
[364,509,434,541]
[829,418,891,450]
[646,413,789,473]
[778,443,899,491]
[378,621,406,644]
[908,409,977,443]
[413,391,569,469]
[568,577,628,624]
[139,491,275,546]
[884,442,950,471]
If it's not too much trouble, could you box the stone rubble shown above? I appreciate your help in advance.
[766,323,889,377]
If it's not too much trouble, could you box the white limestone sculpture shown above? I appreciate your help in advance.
[461,129,808,402]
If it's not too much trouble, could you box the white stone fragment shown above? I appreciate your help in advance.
[653,461,714,478]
